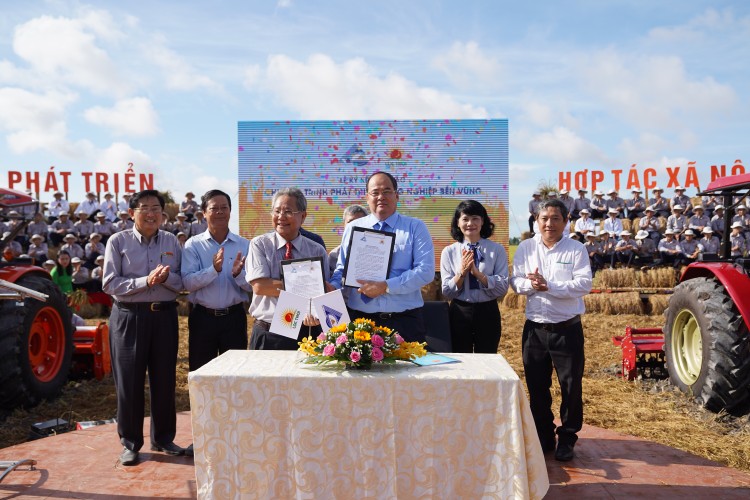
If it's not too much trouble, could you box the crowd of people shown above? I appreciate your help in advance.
[528,186,750,273]
[0,191,213,292]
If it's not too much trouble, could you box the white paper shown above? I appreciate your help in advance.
[343,230,393,287]
[270,290,309,339]
[311,289,351,333]
[281,258,325,299]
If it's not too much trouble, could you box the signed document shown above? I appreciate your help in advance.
[281,257,326,299]
[343,227,395,288]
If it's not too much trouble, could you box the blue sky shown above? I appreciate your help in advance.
[1,1,748,236]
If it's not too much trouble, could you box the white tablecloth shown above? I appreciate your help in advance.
[188,351,549,499]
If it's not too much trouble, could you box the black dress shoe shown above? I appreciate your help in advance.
[540,439,556,454]
[150,442,185,456]
[555,442,575,462]
[120,448,139,466]
[184,444,194,457]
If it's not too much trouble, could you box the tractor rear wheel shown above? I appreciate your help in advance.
[0,274,74,409]
[664,277,750,415]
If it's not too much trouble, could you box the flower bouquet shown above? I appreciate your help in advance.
[298,318,427,369]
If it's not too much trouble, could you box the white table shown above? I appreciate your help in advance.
[188,351,549,499]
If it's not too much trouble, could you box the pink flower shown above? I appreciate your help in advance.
[317,333,327,342]
[323,344,336,356]
[371,347,384,362]
[371,334,385,348]
[336,334,348,345]
[350,351,361,363]
[394,334,404,345]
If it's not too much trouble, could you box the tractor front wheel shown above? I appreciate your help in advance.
[0,274,74,409]
[664,277,750,415]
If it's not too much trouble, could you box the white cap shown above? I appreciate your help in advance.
[585,232,597,238]
[579,208,590,215]
[653,186,664,191]
[71,257,82,263]
[44,259,55,266]
[702,227,713,234]
[578,188,588,192]
[95,255,105,262]
[684,229,695,236]
[118,210,129,216]
[607,231,616,236]
[673,204,684,211]
[693,205,704,211]
[548,191,558,197]
[608,208,619,214]
[64,233,76,240]
[675,186,685,191]
[532,191,541,196]
[560,189,569,195]
[31,234,43,240]
[635,230,649,240]
[621,230,631,236]
[664,229,675,235]
[737,205,747,210]
[644,206,655,212]
[607,189,617,195]
[715,204,725,210]
[594,190,604,196]
[731,221,744,229]
[90,232,101,239]
[631,188,642,193]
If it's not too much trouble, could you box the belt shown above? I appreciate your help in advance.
[452,298,494,307]
[115,300,177,312]
[195,303,244,317]
[254,319,271,330]
[528,315,581,332]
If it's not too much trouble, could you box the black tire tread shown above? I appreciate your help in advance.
[664,277,750,416]
[0,273,74,409]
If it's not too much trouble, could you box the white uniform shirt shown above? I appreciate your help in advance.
[510,234,592,324]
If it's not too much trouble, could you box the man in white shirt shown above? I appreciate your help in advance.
[510,198,592,462]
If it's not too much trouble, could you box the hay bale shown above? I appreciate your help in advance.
[646,295,670,316]
[639,268,677,288]
[585,291,643,314]
[596,268,639,289]
[502,290,526,310]
[421,277,441,301]
[77,301,103,319]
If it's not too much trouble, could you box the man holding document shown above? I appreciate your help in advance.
[331,171,435,343]
[245,188,330,350]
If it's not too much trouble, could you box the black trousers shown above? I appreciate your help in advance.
[449,299,501,353]
[109,302,178,452]
[249,319,321,350]
[522,318,585,447]
[348,307,426,343]
[188,303,248,371]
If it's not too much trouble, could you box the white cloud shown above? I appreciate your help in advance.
[648,8,749,43]
[144,34,222,92]
[431,41,502,89]
[277,0,293,7]
[12,11,132,97]
[243,64,262,89]
[250,53,488,119]
[514,126,608,165]
[84,97,160,137]
[0,87,92,156]
[581,50,736,129]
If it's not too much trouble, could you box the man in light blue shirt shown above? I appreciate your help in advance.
[182,189,251,371]
[331,171,435,343]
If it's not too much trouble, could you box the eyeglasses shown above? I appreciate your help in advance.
[271,209,302,218]
[133,206,162,214]
[367,189,396,198]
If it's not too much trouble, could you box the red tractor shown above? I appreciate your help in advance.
[0,188,75,409]
[663,173,750,415]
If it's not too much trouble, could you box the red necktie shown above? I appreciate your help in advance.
[284,242,293,259]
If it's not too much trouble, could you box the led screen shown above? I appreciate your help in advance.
[238,119,509,265]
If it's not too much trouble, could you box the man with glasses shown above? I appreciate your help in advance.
[103,189,187,466]
[245,187,329,350]
[331,171,435,343]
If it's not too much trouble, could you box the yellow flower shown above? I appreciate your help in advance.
[329,324,347,334]
[353,330,371,342]
[297,336,320,356]
[391,341,427,360]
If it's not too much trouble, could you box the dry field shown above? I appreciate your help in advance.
[1,307,750,473]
